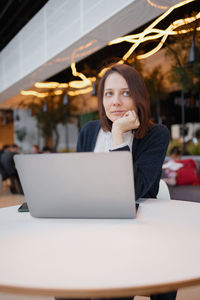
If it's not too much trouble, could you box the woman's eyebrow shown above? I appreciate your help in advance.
[105,88,129,90]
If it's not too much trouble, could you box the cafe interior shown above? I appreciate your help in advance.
[0,1,200,300]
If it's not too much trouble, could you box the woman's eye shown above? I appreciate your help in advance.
[105,91,112,97]
[123,91,130,96]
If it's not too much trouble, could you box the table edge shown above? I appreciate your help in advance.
[0,277,200,297]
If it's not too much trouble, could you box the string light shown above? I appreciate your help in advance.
[59,83,69,89]
[21,90,49,98]
[35,82,59,88]
[98,60,124,78]
[34,82,68,89]
[74,46,99,59]
[69,41,97,90]
[53,90,63,95]
[24,40,98,99]
[146,0,168,10]
[109,0,196,62]
[21,0,197,100]
[20,89,63,97]
[68,87,93,96]
[137,15,200,59]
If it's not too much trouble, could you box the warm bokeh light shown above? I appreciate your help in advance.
[68,87,93,96]
[109,0,197,61]
[146,0,168,10]
[20,90,49,98]
[20,89,63,98]
[98,60,124,78]
[69,40,97,90]
[35,82,68,89]
[21,0,198,100]
[53,90,63,95]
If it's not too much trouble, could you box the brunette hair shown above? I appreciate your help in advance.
[97,63,153,138]
[169,146,182,157]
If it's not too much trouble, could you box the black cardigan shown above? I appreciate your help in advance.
[77,120,170,200]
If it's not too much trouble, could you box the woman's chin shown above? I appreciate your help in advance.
[109,115,123,122]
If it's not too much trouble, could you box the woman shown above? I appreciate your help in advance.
[57,64,176,300]
[77,63,170,200]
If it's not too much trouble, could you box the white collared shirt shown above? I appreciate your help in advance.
[94,128,134,152]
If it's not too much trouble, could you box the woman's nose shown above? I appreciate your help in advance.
[112,93,121,105]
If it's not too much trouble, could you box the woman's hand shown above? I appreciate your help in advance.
[112,110,140,133]
[111,110,140,147]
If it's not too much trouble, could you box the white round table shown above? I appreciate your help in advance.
[0,199,200,298]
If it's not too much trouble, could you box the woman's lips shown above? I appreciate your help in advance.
[111,111,124,114]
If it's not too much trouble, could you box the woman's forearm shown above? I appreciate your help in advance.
[111,127,124,147]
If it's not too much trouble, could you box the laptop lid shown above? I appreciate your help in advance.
[14,152,136,219]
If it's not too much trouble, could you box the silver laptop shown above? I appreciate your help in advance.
[14,152,136,219]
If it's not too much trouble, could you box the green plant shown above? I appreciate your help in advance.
[15,127,26,142]
[167,139,200,156]
[144,66,168,123]
[165,24,200,95]
[25,91,79,151]
[166,140,183,156]
[186,139,200,155]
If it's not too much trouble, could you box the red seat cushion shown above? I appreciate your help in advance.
[176,159,200,186]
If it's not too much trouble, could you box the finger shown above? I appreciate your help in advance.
[131,110,137,118]
[123,111,131,117]
[135,119,140,127]
[125,110,134,116]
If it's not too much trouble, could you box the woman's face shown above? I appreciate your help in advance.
[103,72,137,122]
